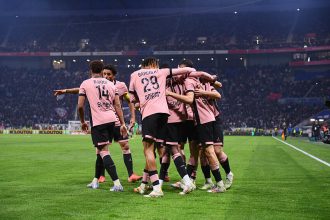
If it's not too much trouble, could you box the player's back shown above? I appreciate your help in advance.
[166,77,187,123]
[129,68,169,119]
[184,77,215,125]
[79,77,117,127]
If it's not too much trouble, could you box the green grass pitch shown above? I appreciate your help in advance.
[0,135,329,219]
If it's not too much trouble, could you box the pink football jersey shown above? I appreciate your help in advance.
[79,77,118,127]
[113,80,129,127]
[129,68,170,119]
[166,78,187,123]
[184,77,215,125]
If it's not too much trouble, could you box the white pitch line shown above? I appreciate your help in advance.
[272,136,330,167]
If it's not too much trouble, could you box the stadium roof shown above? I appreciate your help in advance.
[0,0,329,16]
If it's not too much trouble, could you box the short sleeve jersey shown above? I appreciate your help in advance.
[79,77,118,127]
[113,80,129,127]
[184,77,215,125]
[129,68,170,120]
[166,78,187,123]
[206,84,221,118]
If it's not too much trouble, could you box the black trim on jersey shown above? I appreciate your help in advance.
[192,98,201,125]
[129,90,136,94]
[79,93,86,96]
[185,89,194,93]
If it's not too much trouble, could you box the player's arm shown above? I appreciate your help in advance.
[114,94,128,136]
[166,91,194,104]
[53,88,79,96]
[194,88,221,99]
[77,95,88,132]
[123,92,136,129]
[171,67,196,76]
[189,71,217,83]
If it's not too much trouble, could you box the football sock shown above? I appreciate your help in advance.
[173,153,187,178]
[201,165,211,179]
[123,152,133,177]
[95,154,104,179]
[101,152,119,181]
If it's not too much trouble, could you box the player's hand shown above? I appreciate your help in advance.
[81,122,88,133]
[194,89,206,98]
[128,120,135,132]
[166,90,173,96]
[53,89,66,96]
[120,124,128,137]
[211,75,218,83]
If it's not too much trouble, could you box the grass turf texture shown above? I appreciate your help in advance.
[0,135,329,220]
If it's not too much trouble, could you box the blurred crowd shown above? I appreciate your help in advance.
[0,64,329,129]
[0,9,329,53]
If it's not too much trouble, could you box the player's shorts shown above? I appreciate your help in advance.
[195,121,214,146]
[91,122,115,147]
[213,116,224,146]
[180,120,196,143]
[142,113,168,143]
[165,122,184,145]
[113,126,129,143]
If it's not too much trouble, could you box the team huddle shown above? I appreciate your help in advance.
[54,57,233,198]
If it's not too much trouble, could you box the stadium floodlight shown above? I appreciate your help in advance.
[310,118,316,122]
[319,119,324,122]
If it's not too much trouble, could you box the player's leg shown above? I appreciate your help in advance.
[134,165,150,194]
[200,149,214,190]
[96,122,123,192]
[87,148,103,189]
[203,144,226,193]
[159,146,171,186]
[215,145,234,189]
[143,139,163,197]
[170,144,194,194]
[118,140,142,182]
[213,117,234,189]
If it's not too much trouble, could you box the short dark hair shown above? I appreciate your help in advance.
[89,60,104,74]
[103,64,117,75]
[141,57,159,68]
[179,59,194,68]
[160,63,170,69]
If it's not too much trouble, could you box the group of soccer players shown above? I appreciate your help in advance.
[54,57,233,198]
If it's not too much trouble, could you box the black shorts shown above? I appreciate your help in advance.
[165,122,184,145]
[180,120,196,143]
[91,122,115,147]
[113,126,128,143]
[195,121,214,146]
[213,116,224,146]
[142,113,168,143]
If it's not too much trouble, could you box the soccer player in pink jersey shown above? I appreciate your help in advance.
[166,59,226,193]
[53,65,142,184]
[129,57,196,197]
[197,80,234,190]
[102,65,142,183]
[78,60,127,192]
